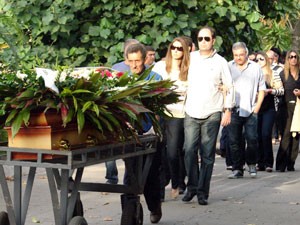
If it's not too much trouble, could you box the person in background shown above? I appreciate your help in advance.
[182,26,234,205]
[227,42,266,179]
[106,38,140,184]
[144,45,156,66]
[248,52,257,61]
[270,47,284,69]
[267,49,284,144]
[152,36,190,200]
[255,51,284,172]
[275,50,300,172]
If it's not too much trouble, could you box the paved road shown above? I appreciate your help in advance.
[1,144,300,225]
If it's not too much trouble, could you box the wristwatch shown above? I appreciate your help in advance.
[223,108,232,112]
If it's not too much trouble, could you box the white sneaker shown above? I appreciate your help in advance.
[248,164,257,178]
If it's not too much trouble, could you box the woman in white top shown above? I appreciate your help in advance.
[153,36,190,199]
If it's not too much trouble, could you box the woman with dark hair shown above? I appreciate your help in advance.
[275,50,300,172]
[255,51,284,172]
[153,37,190,199]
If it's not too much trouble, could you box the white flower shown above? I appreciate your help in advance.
[16,71,28,80]
[35,68,59,93]
[71,68,92,80]
[80,69,92,80]
[59,71,68,82]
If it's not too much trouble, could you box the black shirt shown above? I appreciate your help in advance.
[280,71,300,103]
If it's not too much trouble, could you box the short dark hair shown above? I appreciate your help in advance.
[271,47,281,57]
[198,25,216,39]
[145,45,155,52]
[125,43,147,60]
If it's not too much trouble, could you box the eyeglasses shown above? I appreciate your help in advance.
[170,45,184,51]
[255,57,265,62]
[289,55,298,59]
[197,36,211,42]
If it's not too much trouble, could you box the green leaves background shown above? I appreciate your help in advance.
[0,0,299,70]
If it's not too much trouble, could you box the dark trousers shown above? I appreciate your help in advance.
[220,126,232,166]
[228,112,258,171]
[165,118,186,190]
[276,103,300,171]
[144,143,162,211]
[124,139,162,212]
[257,108,276,168]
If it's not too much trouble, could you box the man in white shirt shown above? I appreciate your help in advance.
[182,26,234,205]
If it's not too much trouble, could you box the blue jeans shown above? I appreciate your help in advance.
[105,160,118,184]
[184,112,221,199]
[257,108,276,168]
[165,117,186,189]
[228,111,258,171]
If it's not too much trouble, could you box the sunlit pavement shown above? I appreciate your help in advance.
[1,144,300,225]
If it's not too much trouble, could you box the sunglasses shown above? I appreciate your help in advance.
[255,57,265,62]
[170,45,184,51]
[197,36,211,42]
[289,55,298,59]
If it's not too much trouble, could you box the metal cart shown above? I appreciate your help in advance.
[0,135,157,225]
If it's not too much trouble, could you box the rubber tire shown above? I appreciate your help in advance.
[0,211,9,225]
[121,202,143,225]
[72,194,84,217]
[68,216,88,225]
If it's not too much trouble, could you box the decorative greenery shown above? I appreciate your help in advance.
[0,67,179,140]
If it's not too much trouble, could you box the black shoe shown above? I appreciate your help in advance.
[287,167,295,171]
[179,187,186,195]
[182,192,196,202]
[198,198,208,205]
[150,204,162,223]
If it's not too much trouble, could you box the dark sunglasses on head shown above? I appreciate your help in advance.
[170,45,184,51]
[255,57,265,62]
[289,55,298,59]
[197,36,211,42]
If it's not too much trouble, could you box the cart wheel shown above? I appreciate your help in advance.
[120,196,143,225]
[68,216,87,225]
[0,211,9,225]
[73,192,84,217]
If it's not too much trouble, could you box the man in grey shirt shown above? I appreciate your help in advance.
[227,42,266,179]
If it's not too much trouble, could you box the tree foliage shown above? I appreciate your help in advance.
[0,0,299,70]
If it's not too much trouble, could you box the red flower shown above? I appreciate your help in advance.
[116,72,124,78]
[60,103,68,124]
[100,70,113,78]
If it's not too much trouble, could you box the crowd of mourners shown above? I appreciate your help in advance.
[106,25,300,224]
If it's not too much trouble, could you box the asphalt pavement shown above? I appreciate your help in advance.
[1,144,300,225]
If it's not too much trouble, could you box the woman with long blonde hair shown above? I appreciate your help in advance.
[255,51,284,172]
[275,50,300,172]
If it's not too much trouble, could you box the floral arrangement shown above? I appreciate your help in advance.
[0,67,179,142]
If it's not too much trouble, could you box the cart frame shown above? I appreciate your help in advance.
[0,135,157,225]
